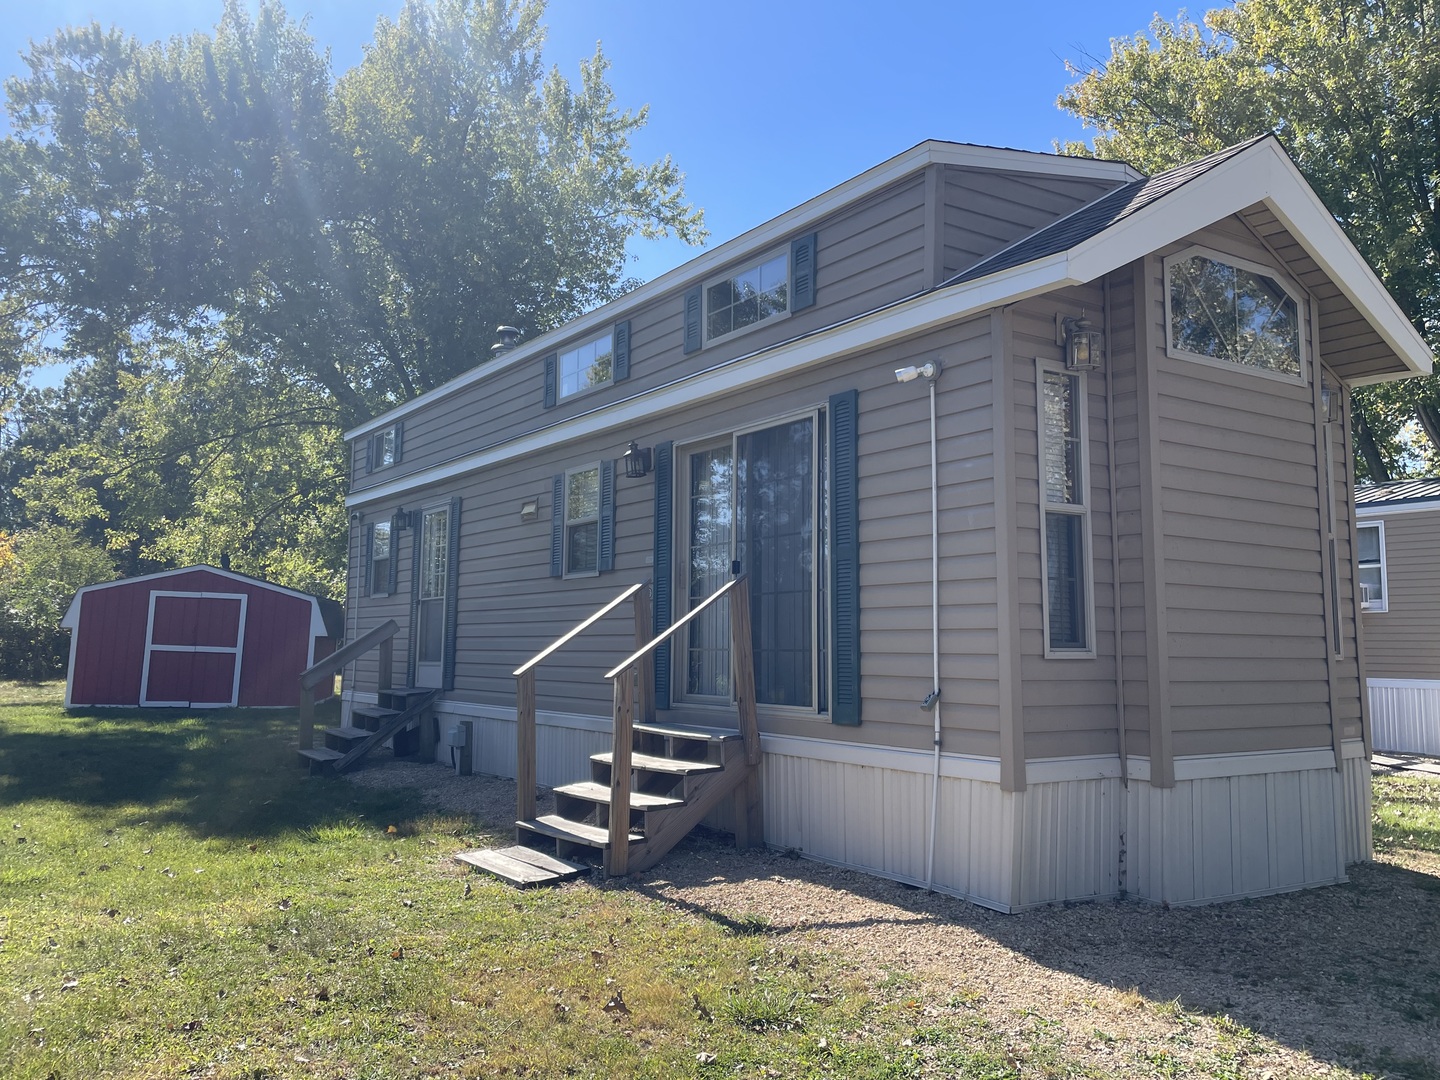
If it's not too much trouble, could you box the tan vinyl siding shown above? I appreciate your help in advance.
[1146,220,1338,756]
[1008,286,1121,762]
[350,177,930,491]
[1361,509,1440,680]
[941,169,1118,279]
[346,316,1003,755]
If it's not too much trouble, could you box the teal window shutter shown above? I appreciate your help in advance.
[652,441,674,706]
[683,287,702,353]
[613,321,631,382]
[549,473,564,577]
[441,496,462,691]
[791,232,817,311]
[598,459,616,572]
[393,421,404,465]
[363,524,373,598]
[829,389,860,724]
[363,437,373,474]
[543,353,558,408]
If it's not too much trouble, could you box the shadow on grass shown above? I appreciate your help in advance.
[0,702,425,839]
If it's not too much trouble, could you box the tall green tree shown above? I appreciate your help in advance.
[0,0,703,593]
[1057,0,1440,480]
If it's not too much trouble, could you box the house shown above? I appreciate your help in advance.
[1355,480,1440,756]
[338,135,1431,910]
[63,566,342,709]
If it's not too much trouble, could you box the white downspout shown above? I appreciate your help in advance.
[924,368,943,891]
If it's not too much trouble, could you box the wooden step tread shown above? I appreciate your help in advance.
[592,751,723,776]
[634,722,741,742]
[298,747,343,762]
[518,814,641,848]
[455,846,586,887]
[352,705,400,718]
[554,781,684,810]
[321,726,372,741]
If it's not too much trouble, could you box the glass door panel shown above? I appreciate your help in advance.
[684,444,733,698]
[416,506,448,687]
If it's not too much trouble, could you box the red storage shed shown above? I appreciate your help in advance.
[60,566,342,709]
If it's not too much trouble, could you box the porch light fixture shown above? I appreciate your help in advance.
[391,506,412,533]
[519,497,539,522]
[1060,315,1104,372]
[1320,370,1343,423]
[623,440,653,479]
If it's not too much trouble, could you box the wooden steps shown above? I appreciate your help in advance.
[552,781,683,810]
[455,845,586,888]
[298,746,343,772]
[519,813,643,849]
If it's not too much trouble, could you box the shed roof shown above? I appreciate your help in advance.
[1355,478,1440,508]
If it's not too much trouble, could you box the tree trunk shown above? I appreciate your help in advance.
[1353,407,1391,482]
[1416,401,1440,462]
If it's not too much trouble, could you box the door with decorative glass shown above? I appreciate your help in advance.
[678,412,827,713]
[414,504,449,688]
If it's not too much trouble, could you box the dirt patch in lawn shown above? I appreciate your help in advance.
[349,760,1440,1078]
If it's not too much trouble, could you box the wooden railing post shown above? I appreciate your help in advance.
[516,668,537,838]
[298,694,315,750]
[634,584,655,724]
[729,581,761,768]
[606,667,634,876]
[378,636,393,695]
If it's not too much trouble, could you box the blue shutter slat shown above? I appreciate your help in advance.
[363,523,373,598]
[652,441,674,706]
[388,525,399,595]
[393,421,404,465]
[613,320,631,382]
[363,437,373,474]
[549,473,564,577]
[683,287,702,354]
[408,520,422,687]
[829,389,860,725]
[598,459,616,572]
[441,496,462,691]
[791,232,817,312]
[543,353,558,408]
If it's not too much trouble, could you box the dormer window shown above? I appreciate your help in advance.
[364,422,403,473]
[705,251,789,343]
[1164,247,1303,380]
[559,331,615,399]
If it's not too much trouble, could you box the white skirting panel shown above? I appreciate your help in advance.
[1123,763,1348,906]
[1339,745,1373,866]
[1018,778,1122,907]
[1367,679,1440,756]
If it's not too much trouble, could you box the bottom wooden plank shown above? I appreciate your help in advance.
[491,845,587,877]
[455,849,561,887]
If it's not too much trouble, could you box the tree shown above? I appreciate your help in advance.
[0,524,116,679]
[0,0,703,592]
[1057,0,1440,480]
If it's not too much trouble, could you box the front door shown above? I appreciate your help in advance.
[679,413,825,712]
[414,505,449,688]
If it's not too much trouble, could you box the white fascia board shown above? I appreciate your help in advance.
[346,144,1137,442]
[345,255,1070,508]
[1355,500,1440,518]
[60,593,81,630]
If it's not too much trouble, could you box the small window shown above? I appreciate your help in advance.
[559,331,615,399]
[1357,522,1387,611]
[1040,367,1091,654]
[370,520,392,596]
[1165,248,1302,379]
[705,251,788,343]
[367,422,403,472]
[565,466,601,575]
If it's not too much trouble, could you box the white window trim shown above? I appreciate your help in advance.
[702,247,791,347]
[415,502,452,678]
[557,329,616,402]
[563,462,602,579]
[1162,244,1308,387]
[1358,519,1388,613]
[1037,361,1096,659]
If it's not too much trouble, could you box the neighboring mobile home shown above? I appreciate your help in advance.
[340,136,1432,910]
[1356,480,1440,756]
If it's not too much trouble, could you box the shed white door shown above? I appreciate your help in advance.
[139,591,247,707]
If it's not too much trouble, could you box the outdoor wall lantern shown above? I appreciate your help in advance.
[624,440,653,479]
[1320,371,1343,423]
[391,506,412,533]
[1059,314,1105,372]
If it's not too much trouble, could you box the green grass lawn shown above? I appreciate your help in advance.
[0,686,1009,1080]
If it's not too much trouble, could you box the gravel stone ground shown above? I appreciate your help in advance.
[348,759,1440,1078]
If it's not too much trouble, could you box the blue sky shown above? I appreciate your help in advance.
[3,0,1175,381]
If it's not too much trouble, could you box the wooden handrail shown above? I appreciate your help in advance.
[515,581,651,838]
[513,582,646,677]
[605,577,742,679]
[300,619,399,690]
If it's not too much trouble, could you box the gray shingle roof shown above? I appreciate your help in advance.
[944,135,1273,288]
[1355,478,1440,506]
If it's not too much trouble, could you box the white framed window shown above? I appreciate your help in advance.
[367,422,402,472]
[1038,364,1094,656]
[564,465,601,576]
[1164,246,1304,383]
[558,331,615,399]
[704,250,789,344]
[417,505,449,666]
[1357,521,1388,612]
[370,519,392,596]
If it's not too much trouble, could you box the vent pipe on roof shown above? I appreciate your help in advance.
[491,325,522,358]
